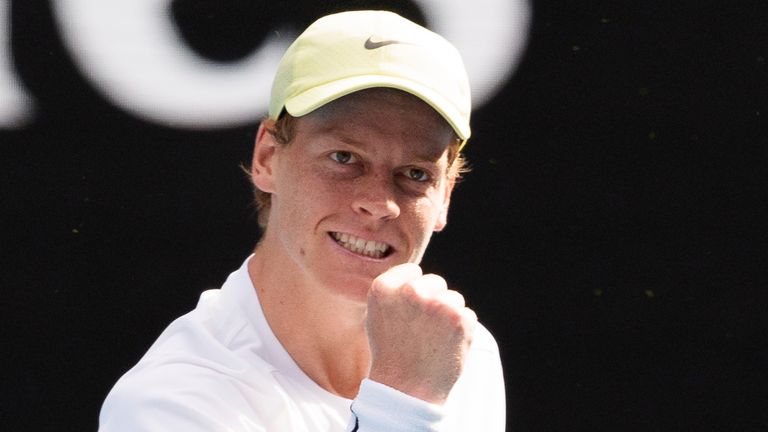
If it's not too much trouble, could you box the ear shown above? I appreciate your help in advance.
[433,176,456,232]
[250,121,279,194]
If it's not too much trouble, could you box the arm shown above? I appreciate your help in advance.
[366,264,476,404]
[351,263,479,430]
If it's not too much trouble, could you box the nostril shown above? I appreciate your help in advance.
[353,196,400,220]
[355,205,373,216]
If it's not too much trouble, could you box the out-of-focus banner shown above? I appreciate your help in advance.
[1,0,530,129]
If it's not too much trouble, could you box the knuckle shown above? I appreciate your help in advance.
[461,307,478,328]
[373,263,423,290]
[408,274,448,298]
[421,273,448,290]
[369,276,389,295]
[445,290,465,306]
[399,280,419,300]
[371,269,395,289]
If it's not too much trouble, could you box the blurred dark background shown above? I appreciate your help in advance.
[1,1,766,430]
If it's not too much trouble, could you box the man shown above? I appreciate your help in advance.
[99,10,505,431]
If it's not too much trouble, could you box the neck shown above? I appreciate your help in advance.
[248,241,372,398]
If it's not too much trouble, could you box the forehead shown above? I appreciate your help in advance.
[297,88,457,156]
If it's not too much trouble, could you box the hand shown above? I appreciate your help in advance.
[366,263,477,404]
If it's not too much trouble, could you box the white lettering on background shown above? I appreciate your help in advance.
[51,0,290,129]
[416,0,530,105]
[3,0,530,129]
[0,0,34,127]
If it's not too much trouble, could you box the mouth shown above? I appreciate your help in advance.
[330,232,393,259]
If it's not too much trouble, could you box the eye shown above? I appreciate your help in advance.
[406,168,430,182]
[329,151,356,164]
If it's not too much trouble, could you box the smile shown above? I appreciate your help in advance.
[330,232,392,259]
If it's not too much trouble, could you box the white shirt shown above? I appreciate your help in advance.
[99,257,505,431]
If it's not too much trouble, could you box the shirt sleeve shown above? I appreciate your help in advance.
[347,379,446,431]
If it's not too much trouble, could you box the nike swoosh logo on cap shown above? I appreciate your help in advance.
[364,37,404,50]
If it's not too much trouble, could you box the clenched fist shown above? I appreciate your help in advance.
[366,263,477,405]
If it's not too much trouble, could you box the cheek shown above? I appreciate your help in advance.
[275,163,346,219]
[403,196,444,234]
[399,201,442,263]
[276,156,323,198]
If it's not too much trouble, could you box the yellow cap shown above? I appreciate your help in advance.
[269,10,472,141]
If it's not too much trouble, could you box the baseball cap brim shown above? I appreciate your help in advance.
[283,74,471,141]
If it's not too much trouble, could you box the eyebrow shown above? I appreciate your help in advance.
[411,150,447,164]
[331,134,448,164]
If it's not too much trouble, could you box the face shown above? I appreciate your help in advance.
[251,89,457,302]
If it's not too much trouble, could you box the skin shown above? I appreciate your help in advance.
[248,89,476,404]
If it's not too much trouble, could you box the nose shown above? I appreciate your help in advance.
[351,174,400,221]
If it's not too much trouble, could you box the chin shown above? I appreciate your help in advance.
[314,270,375,303]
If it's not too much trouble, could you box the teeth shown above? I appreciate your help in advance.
[331,232,390,259]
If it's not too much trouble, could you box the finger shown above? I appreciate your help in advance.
[460,305,478,324]
[437,289,466,310]
[372,263,423,292]
[409,273,448,297]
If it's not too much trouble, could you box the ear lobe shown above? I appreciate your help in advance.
[250,121,279,194]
